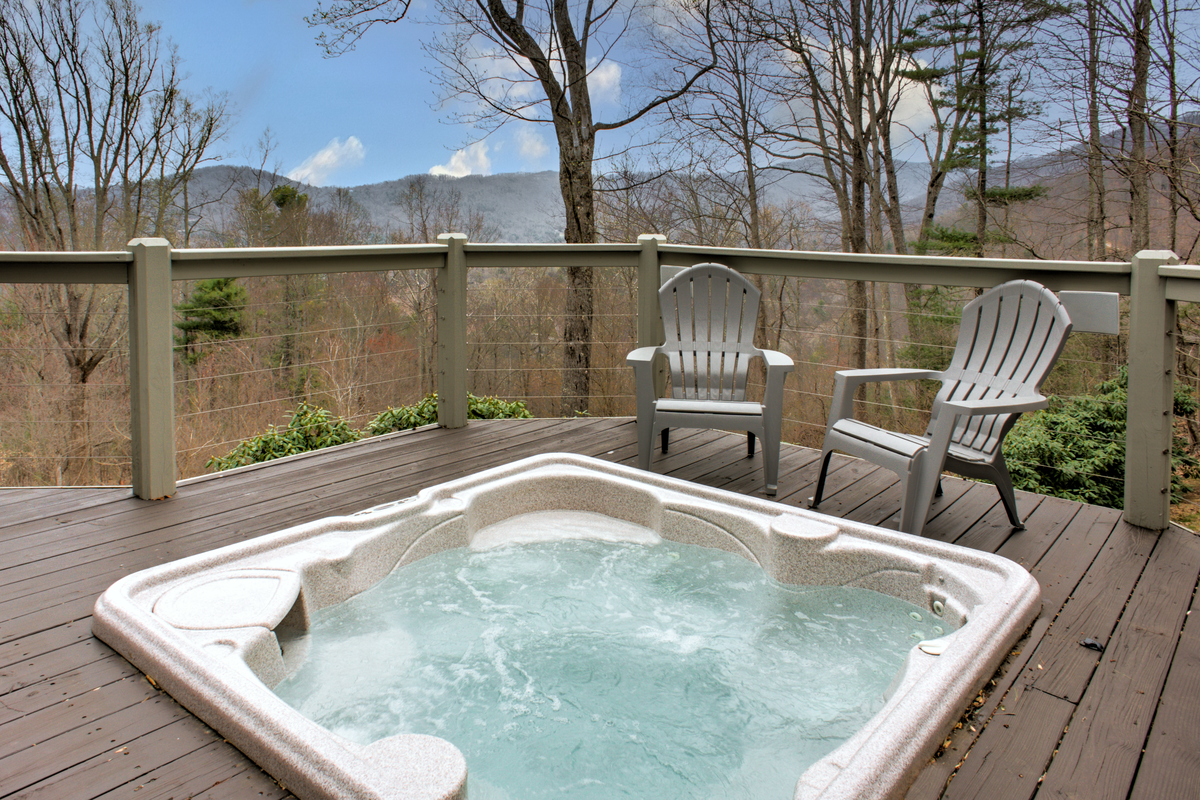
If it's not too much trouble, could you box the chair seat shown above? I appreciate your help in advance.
[656,398,763,416]
[832,419,997,465]
[831,419,926,458]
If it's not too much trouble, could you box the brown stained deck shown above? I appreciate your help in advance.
[1,417,1197,800]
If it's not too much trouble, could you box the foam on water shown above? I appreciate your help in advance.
[273,512,936,799]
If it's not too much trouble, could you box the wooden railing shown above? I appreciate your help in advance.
[0,236,1185,531]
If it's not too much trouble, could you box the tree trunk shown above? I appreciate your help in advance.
[1086,0,1107,260]
[557,135,597,416]
[1128,0,1152,254]
[848,279,869,414]
[974,1,989,258]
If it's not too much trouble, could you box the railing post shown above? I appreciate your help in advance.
[637,234,668,397]
[1125,249,1179,530]
[637,234,665,348]
[436,233,469,428]
[127,238,176,500]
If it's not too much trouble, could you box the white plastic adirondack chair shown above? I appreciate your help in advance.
[627,263,794,494]
[811,279,1112,536]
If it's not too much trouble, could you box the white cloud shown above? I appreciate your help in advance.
[589,60,622,105]
[430,142,492,177]
[890,65,936,139]
[515,126,549,163]
[287,136,366,187]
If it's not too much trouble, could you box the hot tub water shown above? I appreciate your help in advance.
[272,511,941,799]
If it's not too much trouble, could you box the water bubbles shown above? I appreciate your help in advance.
[278,535,935,800]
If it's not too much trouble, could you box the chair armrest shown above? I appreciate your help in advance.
[919,393,1050,501]
[827,368,944,428]
[761,349,795,370]
[760,350,794,422]
[626,346,661,365]
[627,346,665,427]
[836,367,942,385]
[941,394,1049,416]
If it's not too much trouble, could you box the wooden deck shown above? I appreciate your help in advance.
[1,417,1197,800]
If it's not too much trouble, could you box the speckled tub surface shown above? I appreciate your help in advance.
[92,453,1040,800]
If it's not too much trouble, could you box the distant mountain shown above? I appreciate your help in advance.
[763,161,930,223]
[343,171,567,243]
[185,166,567,244]
[183,160,937,247]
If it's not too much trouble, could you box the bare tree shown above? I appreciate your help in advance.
[1034,0,1199,260]
[749,0,923,412]
[667,1,782,250]
[308,0,716,414]
[0,0,227,483]
[391,174,500,395]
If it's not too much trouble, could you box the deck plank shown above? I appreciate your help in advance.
[1026,519,1160,704]
[940,683,1074,800]
[90,741,294,800]
[1036,525,1200,800]
[1129,580,1200,800]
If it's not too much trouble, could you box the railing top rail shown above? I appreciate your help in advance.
[171,243,449,281]
[1,239,1166,295]
[173,243,449,261]
[462,241,644,269]
[1159,264,1200,279]
[656,244,1132,294]
[0,250,132,284]
[658,243,1126,273]
[0,250,132,262]
[1161,263,1200,303]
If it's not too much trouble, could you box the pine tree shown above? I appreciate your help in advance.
[904,0,1066,256]
[174,279,248,367]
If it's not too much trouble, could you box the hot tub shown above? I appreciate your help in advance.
[92,453,1040,800]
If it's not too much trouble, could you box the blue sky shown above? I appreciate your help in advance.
[140,0,561,186]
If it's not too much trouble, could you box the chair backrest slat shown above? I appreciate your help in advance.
[661,264,761,403]
[930,281,1073,457]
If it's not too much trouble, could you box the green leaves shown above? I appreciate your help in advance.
[206,402,361,471]
[365,393,533,436]
[1003,368,1199,509]
[174,278,248,366]
[365,395,441,434]
[206,394,533,471]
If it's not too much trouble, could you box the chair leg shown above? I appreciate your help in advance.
[636,413,654,472]
[991,467,1025,530]
[661,428,670,454]
[897,472,922,535]
[747,431,756,457]
[810,450,835,508]
[762,432,778,495]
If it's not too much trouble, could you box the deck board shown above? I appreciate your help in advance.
[1035,526,1200,800]
[0,417,1196,800]
[1129,589,1200,800]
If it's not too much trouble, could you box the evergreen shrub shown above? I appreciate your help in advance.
[207,394,533,471]
[1003,368,1198,508]
[365,393,533,435]
[206,402,361,471]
